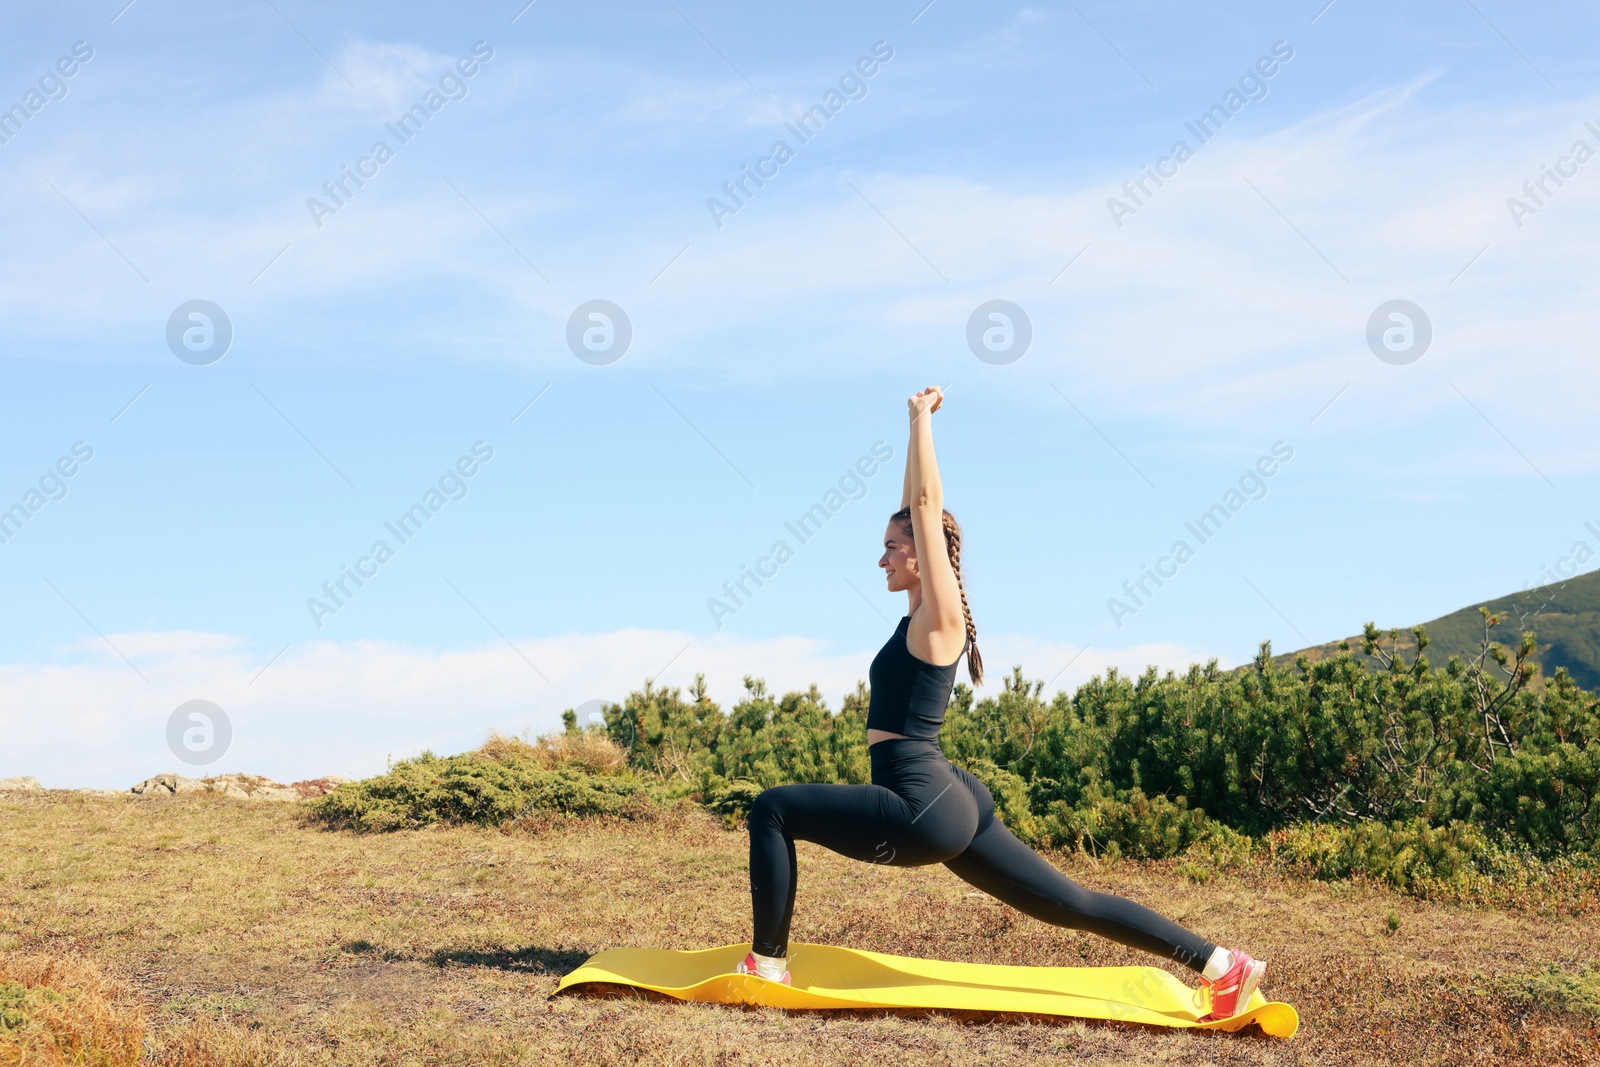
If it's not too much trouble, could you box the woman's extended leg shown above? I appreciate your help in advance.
[942,766,1216,972]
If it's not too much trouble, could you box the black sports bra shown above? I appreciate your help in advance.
[865,615,966,741]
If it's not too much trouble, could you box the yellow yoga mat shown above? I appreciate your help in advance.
[554,942,1298,1038]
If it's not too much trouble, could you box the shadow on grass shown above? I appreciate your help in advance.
[431,944,592,975]
[795,1005,1275,1039]
[552,987,1278,1039]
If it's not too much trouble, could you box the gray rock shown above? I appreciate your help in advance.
[129,772,303,801]
[0,776,43,792]
[130,772,205,796]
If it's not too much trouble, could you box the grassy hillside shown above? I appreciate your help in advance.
[1279,568,1600,689]
[3,790,1599,1066]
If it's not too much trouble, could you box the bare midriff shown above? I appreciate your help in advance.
[867,729,909,746]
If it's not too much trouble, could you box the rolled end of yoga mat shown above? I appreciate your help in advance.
[554,942,1299,1038]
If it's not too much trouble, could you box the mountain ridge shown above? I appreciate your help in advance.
[1275,567,1600,690]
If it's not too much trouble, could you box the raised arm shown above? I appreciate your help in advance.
[905,388,943,513]
[903,388,965,659]
[900,428,915,510]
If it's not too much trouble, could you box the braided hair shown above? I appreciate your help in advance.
[889,506,984,686]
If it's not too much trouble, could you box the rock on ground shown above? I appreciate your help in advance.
[128,773,353,801]
[0,776,43,792]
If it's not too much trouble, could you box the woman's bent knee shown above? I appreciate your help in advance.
[747,787,785,829]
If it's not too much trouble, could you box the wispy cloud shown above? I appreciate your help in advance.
[314,39,464,112]
[9,64,1599,436]
[0,626,1224,788]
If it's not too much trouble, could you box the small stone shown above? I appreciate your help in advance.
[130,773,205,796]
[129,772,304,801]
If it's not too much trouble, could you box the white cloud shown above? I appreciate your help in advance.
[3,56,1599,446]
[318,40,464,113]
[614,79,792,129]
[979,633,1232,693]
[0,626,1225,790]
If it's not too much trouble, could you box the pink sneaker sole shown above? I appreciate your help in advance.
[1201,952,1266,1020]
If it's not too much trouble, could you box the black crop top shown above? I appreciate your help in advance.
[865,615,967,740]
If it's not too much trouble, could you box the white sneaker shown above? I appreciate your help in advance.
[733,951,791,985]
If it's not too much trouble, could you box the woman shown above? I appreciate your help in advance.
[733,386,1268,1021]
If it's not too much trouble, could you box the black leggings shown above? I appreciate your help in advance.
[747,737,1215,971]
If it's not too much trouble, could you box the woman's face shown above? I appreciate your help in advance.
[879,521,917,592]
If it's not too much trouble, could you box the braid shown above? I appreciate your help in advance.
[942,511,984,687]
[889,505,983,686]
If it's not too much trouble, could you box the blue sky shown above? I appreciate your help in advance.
[3,0,1597,787]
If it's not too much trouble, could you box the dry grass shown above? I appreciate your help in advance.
[0,953,144,1067]
[2,790,1597,1066]
[478,729,633,776]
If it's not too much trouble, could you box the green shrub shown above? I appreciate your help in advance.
[1181,821,1257,867]
[1485,962,1600,1020]
[308,734,669,832]
[307,616,1600,885]
[1038,783,1213,860]
[1468,744,1600,856]
[1271,819,1488,892]
[701,777,765,828]
[0,979,63,1031]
